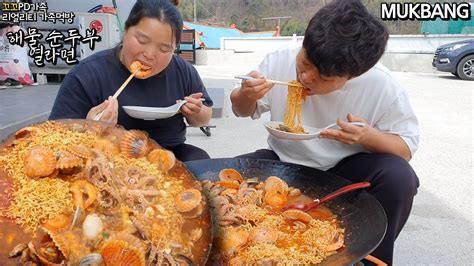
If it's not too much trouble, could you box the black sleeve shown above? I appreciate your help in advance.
[49,72,95,120]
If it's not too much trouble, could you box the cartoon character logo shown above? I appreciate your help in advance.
[89,20,103,33]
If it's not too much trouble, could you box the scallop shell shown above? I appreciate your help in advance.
[24,146,57,178]
[43,229,90,263]
[108,232,148,253]
[40,227,71,259]
[263,191,288,208]
[175,188,202,213]
[15,126,42,139]
[216,180,240,190]
[93,138,120,156]
[218,168,244,183]
[180,203,204,219]
[56,151,83,171]
[100,233,146,266]
[281,209,313,223]
[67,145,92,160]
[120,130,149,158]
[147,149,176,172]
[264,176,289,194]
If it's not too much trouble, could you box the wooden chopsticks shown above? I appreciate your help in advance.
[94,69,140,121]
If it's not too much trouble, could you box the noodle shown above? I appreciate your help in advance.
[282,80,306,133]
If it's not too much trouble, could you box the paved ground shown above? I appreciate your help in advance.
[188,65,474,265]
[0,61,472,265]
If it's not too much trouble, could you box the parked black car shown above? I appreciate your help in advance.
[432,39,474,80]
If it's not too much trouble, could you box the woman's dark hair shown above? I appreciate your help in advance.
[303,0,388,77]
[124,0,183,46]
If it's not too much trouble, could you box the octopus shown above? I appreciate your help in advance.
[84,150,159,211]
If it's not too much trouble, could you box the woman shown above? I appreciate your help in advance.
[49,0,213,161]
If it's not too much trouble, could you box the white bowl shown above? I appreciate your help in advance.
[264,121,319,140]
[123,105,181,120]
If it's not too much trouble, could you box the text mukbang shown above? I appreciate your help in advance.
[381,2,471,21]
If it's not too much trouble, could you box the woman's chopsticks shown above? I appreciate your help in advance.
[234,75,303,87]
[94,69,140,121]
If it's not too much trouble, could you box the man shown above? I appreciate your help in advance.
[230,0,419,264]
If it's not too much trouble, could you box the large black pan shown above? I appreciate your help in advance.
[185,158,387,265]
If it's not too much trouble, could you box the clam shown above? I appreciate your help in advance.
[78,253,103,266]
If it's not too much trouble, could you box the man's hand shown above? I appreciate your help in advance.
[319,113,371,145]
[86,96,118,125]
[239,71,274,101]
[320,113,412,160]
[230,70,274,117]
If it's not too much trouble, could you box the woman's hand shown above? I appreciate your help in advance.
[180,92,212,127]
[86,96,119,125]
[319,113,371,145]
[180,92,204,117]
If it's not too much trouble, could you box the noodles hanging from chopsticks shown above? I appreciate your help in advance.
[282,80,306,133]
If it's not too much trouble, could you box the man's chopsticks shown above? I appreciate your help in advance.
[234,75,303,87]
[94,69,140,121]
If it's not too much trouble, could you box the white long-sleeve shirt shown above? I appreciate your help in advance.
[247,44,419,170]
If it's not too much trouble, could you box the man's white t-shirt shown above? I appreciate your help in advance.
[246,45,419,170]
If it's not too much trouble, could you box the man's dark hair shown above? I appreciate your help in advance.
[124,0,183,46]
[303,0,388,77]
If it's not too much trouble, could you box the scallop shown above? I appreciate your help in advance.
[264,176,289,194]
[175,188,202,213]
[24,146,57,178]
[100,233,146,266]
[67,144,92,160]
[120,130,149,158]
[218,168,244,183]
[15,126,42,139]
[56,151,83,171]
[147,149,176,172]
[93,138,120,156]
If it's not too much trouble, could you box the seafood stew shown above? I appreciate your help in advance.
[185,158,387,265]
[0,120,212,265]
[201,170,345,264]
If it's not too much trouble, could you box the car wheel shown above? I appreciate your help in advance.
[456,55,474,80]
[451,72,459,77]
